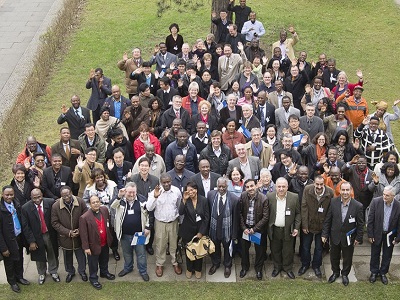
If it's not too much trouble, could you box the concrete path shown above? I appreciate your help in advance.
[0,234,399,284]
[0,0,64,125]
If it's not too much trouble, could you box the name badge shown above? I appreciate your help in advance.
[206,124,209,128]
[239,119,243,124]
[235,186,241,190]
[161,64,166,69]
[254,175,259,180]
[196,214,202,222]
[285,210,291,216]
[122,176,126,181]
[229,65,233,69]
[174,45,178,50]
[151,165,157,170]
[128,210,134,215]
[61,182,66,186]
[318,207,324,213]
[349,217,355,223]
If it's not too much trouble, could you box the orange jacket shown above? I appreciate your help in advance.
[336,94,368,128]
[322,173,355,198]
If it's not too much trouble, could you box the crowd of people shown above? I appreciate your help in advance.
[1,0,400,293]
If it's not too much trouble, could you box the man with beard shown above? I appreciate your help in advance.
[165,129,198,173]
[57,95,91,139]
[299,176,333,278]
[225,24,247,54]
[16,136,52,167]
[104,85,131,120]
[190,159,220,197]
[86,68,112,124]
[322,165,354,198]
[117,47,143,99]
[121,95,149,142]
[78,123,106,164]
[51,127,81,171]
[160,95,191,134]
[167,155,195,193]
[42,154,73,199]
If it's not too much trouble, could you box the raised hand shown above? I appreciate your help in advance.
[123,51,128,61]
[305,84,311,94]
[317,69,323,77]
[61,104,68,114]
[107,159,114,171]
[353,138,360,149]
[237,42,244,52]
[76,156,85,169]
[33,176,40,188]
[24,157,31,169]
[300,134,308,145]
[394,99,400,106]
[288,163,297,176]
[362,115,369,126]
[118,188,126,199]
[323,163,330,174]
[269,154,276,167]
[154,70,160,79]
[126,169,132,179]
[154,185,161,198]
[262,56,268,65]
[211,11,217,18]
[288,26,295,34]
[371,172,379,184]
[350,154,360,165]
[250,83,258,93]
[311,60,316,68]
[89,69,95,79]
[356,69,363,79]
[154,45,160,54]
[170,62,175,70]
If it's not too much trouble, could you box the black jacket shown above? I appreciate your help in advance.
[199,144,232,176]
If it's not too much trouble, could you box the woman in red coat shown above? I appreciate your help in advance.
[133,122,161,160]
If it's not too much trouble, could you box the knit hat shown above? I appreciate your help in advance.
[371,100,388,111]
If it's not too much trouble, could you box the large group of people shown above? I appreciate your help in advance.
[2,0,400,293]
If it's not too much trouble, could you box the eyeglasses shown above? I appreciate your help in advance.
[35,159,44,162]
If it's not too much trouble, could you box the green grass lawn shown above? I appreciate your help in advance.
[0,281,398,299]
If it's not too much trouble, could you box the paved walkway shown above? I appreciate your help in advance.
[1,234,399,284]
[0,0,64,125]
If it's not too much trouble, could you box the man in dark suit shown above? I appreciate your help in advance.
[239,178,269,280]
[0,186,30,293]
[367,186,400,285]
[322,182,364,286]
[241,104,260,141]
[271,150,298,183]
[57,95,91,139]
[226,143,261,180]
[211,10,232,44]
[51,127,81,172]
[42,154,73,199]
[156,77,179,111]
[21,189,59,284]
[129,61,158,96]
[254,91,275,135]
[103,85,131,120]
[105,148,133,190]
[190,159,220,197]
[85,68,112,124]
[79,195,115,290]
[208,177,239,278]
[160,95,191,134]
[267,177,301,279]
[150,42,178,74]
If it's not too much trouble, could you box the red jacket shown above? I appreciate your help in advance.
[181,96,204,117]
[16,142,52,166]
[133,133,161,160]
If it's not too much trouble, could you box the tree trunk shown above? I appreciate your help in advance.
[211,0,231,34]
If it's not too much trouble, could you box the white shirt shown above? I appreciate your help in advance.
[274,195,286,227]
[202,175,211,196]
[146,186,182,222]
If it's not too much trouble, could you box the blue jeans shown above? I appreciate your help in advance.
[301,232,322,268]
[120,234,147,275]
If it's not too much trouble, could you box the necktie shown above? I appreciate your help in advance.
[65,144,70,159]
[175,110,180,119]
[226,57,230,71]
[38,205,48,234]
[245,119,249,127]
[260,106,265,126]
[219,196,224,215]
[10,204,21,236]
[75,109,80,118]
[285,167,289,173]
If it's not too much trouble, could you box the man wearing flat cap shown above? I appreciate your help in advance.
[336,85,368,128]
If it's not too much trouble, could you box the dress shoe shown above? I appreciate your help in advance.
[66,273,75,283]
[51,273,61,282]
[381,274,388,285]
[369,273,377,283]
[38,274,45,285]
[256,271,263,280]
[313,267,322,278]
[195,271,202,279]
[80,273,88,282]
[342,275,349,286]
[328,273,340,283]
[239,269,247,278]
[286,271,295,279]
[141,273,150,282]
[10,284,20,293]
[208,265,219,275]
[155,266,163,277]
[174,264,182,275]
[112,250,120,261]
[298,266,309,276]
[17,278,30,285]
[224,267,231,278]
[271,269,280,277]
[185,270,192,279]
[90,281,102,290]
[100,273,115,280]
[146,246,154,255]
[118,269,131,277]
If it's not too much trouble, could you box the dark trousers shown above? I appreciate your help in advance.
[241,234,266,272]
[63,248,87,275]
[330,242,354,276]
[3,235,24,285]
[210,239,232,268]
[185,256,203,273]
[301,231,323,268]
[87,245,109,282]
[92,106,101,125]
[270,226,295,272]
[110,228,118,251]
[146,227,154,249]
[370,233,395,275]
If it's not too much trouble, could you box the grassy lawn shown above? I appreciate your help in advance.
[1,1,400,176]
[0,281,398,299]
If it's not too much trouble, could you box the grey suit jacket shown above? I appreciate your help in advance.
[268,91,293,109]
[267,191,301,240]
[218,52,247,90]
[299,116,324,141]
[191,172,220,197]
[367,196,400,245]
[275,106,300,136]
[226,156,261,179]
[150,52,178,73]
